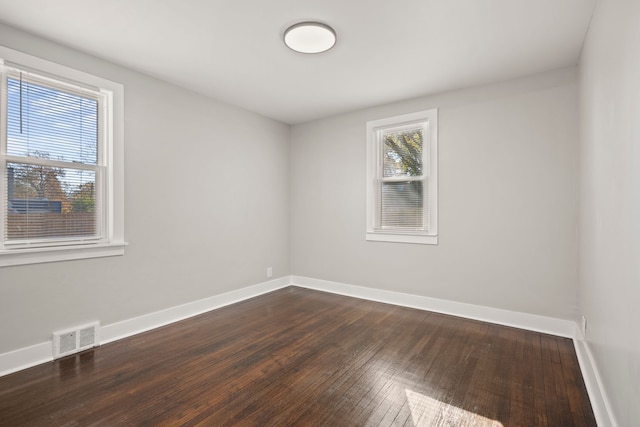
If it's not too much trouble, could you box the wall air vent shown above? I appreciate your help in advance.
[53,322,100,359]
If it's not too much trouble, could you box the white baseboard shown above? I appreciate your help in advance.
[573,339,617,427]
[0,341,52,378]
[0,276,291,377]
[291,276,578,338]
[100,276,290,344]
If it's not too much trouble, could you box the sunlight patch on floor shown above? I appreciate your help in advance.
[405,389,504,427]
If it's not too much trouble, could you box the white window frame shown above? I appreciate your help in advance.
[366,109,438,245]
[0,46,126,266]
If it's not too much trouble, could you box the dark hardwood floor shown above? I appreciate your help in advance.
[0,286,596,426]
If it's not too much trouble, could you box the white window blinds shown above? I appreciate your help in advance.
[379,126,427,230]
[2,66,104,246]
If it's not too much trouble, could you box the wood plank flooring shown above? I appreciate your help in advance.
[0,287,596,426]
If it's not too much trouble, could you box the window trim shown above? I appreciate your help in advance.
[366,109,438,245]
[0,46,125,267]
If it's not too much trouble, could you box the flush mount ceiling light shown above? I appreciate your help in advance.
[284,22,336,54]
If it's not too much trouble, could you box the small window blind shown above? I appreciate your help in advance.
[378,126,427,231]
[2,66,103,245]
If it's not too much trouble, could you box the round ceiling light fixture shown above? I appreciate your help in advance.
[284,22,336,54]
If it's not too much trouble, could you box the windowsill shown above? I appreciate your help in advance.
[366,232,438,245]
[0,242,128,267]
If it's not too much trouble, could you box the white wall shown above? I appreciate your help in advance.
[290,69,580,320]
[579,0,640,425]
[0,24,290,354]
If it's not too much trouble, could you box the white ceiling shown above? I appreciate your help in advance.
[0,0,595,124]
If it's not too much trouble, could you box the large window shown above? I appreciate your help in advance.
[0,47,125,266]
[366,109,438,245]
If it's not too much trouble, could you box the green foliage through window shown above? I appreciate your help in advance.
[383,128,423,177]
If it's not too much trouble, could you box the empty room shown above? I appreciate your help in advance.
[0,0,637,426]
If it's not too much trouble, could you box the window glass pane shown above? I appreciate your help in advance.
[6,77,98,165]
[383,128,423,177]
[6,163,97,241]
[380,181,425,229]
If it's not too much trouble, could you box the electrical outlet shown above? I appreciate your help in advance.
[267,267,273,278]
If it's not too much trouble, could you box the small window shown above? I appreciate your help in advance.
[366,109,438,244]
[0,47,125,266]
